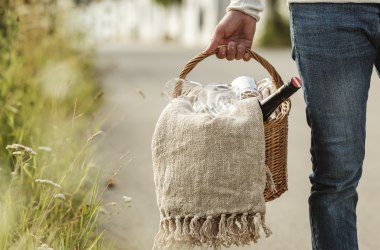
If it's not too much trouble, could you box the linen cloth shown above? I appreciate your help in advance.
[152,97,271,249]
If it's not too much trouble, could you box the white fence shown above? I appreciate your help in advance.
[67,0,229,46]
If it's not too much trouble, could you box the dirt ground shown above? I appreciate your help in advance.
[94,44,380,250]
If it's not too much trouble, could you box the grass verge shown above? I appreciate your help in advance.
[0,2,108,249]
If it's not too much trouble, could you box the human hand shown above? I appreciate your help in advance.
[204,10,257,61]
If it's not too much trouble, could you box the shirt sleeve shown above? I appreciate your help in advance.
[226,0,264,21]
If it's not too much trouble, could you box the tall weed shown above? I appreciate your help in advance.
[0,1,108,249]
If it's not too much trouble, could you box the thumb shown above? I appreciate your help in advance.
[204,39,219,54]
[204,29,224,54]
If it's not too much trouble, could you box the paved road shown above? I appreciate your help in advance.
[94,44,380,250]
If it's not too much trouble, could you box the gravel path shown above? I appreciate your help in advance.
[94,44,380,250]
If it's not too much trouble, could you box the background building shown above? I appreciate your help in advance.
[68,0,230,46]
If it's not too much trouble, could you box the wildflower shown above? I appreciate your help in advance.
[38,146,52,152]
[37,243,54,250]
[6,144,19,150]
[122,196,132,203]
[6,144,37,155]
[35,179,61,189]
[12,151,24,156]
[54,193,66,200]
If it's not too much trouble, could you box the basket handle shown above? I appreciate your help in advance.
[174,45,284,98]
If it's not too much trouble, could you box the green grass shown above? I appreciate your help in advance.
[0,2,109,249]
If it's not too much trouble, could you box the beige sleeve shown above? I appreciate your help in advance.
[226,0,264,21]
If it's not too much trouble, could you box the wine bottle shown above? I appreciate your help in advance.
[260,77,302,121]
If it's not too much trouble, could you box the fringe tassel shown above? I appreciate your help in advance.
[189,216,201,238]
[226,214,241,246]
[165,218,176,248]
[217,214,227,239]
[174,216,183,240]
[241,213,249,234]
[254,214,262,242]
[226,214,236,234]
[182,216,190,240]
[168,218,176,234]
[200,216,214,243]
[260,214,272,237]
[240,213,251,244]
[153,212,271,249]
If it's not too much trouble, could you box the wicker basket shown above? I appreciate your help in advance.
[173,46,290,202]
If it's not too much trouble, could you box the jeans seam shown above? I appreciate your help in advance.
[290,5,320,249]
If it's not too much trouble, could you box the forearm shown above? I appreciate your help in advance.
[227,0,264,21]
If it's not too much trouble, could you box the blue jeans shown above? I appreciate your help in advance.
[290,4,380,250]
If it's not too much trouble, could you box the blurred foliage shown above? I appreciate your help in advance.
[258,0,291,47]
[0,1,108,249]
[153,0,182,7]
[0,1,18,67]
[74,0,95,5]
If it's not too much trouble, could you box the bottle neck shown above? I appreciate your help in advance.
[260,77,302,120]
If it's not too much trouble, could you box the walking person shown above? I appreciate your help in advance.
[205,1,380,249]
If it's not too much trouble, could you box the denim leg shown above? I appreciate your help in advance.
[290,4,380,250]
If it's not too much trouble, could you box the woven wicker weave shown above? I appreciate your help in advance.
[174,46,290,202]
